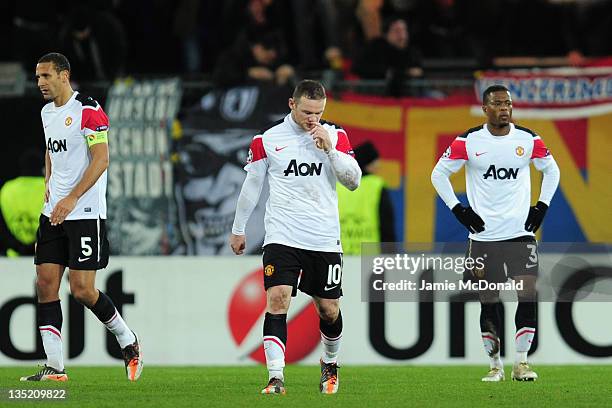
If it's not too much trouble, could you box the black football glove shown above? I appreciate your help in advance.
[525,201,548,232]
[452,204,485,234]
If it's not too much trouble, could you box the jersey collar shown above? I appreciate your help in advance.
[286,113,308,135]
[49,91,78,112]
[484,122,515,138]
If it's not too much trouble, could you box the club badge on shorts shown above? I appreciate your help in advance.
[264,264,275,276]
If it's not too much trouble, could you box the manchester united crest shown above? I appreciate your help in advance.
[515,146,525,157]
[264,264,275,276]
[65,116,72,126]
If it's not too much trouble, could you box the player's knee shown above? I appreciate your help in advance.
[35,274,59,298]
[267,291,290,313]
[70,282,97,306]
[318,302,340,323]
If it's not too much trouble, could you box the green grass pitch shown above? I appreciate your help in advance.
[2,365,611,407]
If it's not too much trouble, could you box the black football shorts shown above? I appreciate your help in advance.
[262,243,343,299]
[464,235,538,284]
[35,214,109,270]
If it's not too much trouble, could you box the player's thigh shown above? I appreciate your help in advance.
[262,244,302,294]
[63,218,110,271]
[466,239,505,284]
[34,214,69,267]
[504,236,538,281]
[300,251,343,299]
[35,263,66,300]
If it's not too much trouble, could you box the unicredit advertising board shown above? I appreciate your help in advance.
[1,256,612,366]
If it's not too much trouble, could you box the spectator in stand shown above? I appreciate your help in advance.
[11,2,59,74]
[354,0,420,41]
[289,0,344,71]
[173,0,204,74]
[553,0,612,65]
[220,0,289,55]
[413,0,484,60]
[352,16,423,96]
[58,5,127,81]
[212,29,295,87]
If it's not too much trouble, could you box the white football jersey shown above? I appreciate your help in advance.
[41,92,109,220]
[245,114,355,252]
[436,123,555,241]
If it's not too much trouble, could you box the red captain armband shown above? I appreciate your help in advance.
[81,106,109,132]
[247,136,267,164]
[335,129,355,157]
[531,138,550,159]
[442,138,468,160]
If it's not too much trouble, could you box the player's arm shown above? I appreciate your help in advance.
[70,143,110,199]
[44,149,51,203]
[230,136,268,255]
[50,142,109,226]
[525,137,560,232]
[431,137,485,233]
[311,124,361,190]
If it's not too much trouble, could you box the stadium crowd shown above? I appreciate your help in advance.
[2,0,612,84]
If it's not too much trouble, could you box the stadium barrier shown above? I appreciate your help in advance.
[1,256,611,366]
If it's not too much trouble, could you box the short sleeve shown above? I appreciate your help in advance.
[436,136,468,173]
[531,136,554,170]
[81,105,109,147]
[335,129,355,157]
[244,135,268,173]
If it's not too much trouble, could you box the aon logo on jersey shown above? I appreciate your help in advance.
[483,165,519,180]
[47,138,67,153]
[283,159,323,176]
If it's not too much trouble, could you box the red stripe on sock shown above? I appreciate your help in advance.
[321,332,342,341]
[39,327,61,339]
[104,311,118,324]
[482,335,497,342]
[515,329,536,339]
[264,336,286,354]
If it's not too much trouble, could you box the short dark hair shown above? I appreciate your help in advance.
[37,52,71,74]
[483,85,509,104]
[382,15,406,35]
[292,80,326,101]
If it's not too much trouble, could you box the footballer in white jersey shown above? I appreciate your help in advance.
[432,85,560,382]
[230,80,361,395]
[41,91,109,221]
[23,53,142,384]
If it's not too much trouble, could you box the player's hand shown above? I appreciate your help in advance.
[275,64,295,86]
[230,233,246,255]
[248,67,274,81]
[310,123,331,152]
[452,204,485,234]
[50,194,78,225]
[525,201,548,232]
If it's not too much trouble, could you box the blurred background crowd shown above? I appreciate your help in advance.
[2,0,612,87]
